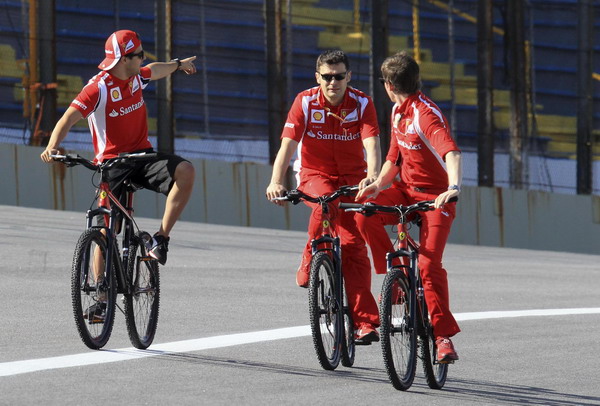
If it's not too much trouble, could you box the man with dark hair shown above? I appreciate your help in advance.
[41,30,197,267]
[356,51,462,362]
[266,49,382,344]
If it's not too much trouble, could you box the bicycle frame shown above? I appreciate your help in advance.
[84,177,138,296]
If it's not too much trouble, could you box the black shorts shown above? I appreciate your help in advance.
[96,151,189,227]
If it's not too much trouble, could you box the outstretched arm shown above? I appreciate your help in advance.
[148,56,197,80]
[40,106,83,162]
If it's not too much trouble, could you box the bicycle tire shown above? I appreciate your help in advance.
[420,313,448,389]
[380,267,417,391]
[71,228,117,349]
[124,231,160,349]
[341,285,355,367]
[308,251,342,370]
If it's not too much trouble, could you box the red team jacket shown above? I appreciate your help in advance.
[281,86,380,177]
[386,91,460,190]
[70,66,153,162]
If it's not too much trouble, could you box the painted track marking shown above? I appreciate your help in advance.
[2,308,599,377]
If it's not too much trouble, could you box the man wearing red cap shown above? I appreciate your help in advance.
[41,30,197,266]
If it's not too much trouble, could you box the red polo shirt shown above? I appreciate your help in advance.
[282,86,380,177]
[386,91,460,190]
[71,66,153,162]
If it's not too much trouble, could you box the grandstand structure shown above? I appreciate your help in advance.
[0,0,598,192]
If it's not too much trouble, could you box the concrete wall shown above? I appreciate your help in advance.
[2,143,599,255]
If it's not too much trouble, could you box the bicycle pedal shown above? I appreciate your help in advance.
[87,316,105,324]
[354,340,373,346]
[140,256,155,262]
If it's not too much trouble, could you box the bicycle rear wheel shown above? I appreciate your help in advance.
[71,228,117,349]
[124,231,160,349]
[308,251,342,370]
[380,267,417,391]
[420,315,448,389]
[341,284,355,367]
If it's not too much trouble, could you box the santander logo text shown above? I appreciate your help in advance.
[315,131,360,141]
[397,139,422,150]
[118,99,145,116]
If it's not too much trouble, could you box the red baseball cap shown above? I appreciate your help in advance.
[98,30,142,71]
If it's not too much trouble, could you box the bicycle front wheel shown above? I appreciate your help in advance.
[380,267,417,391]
[124,231,160,349]
[71,228,117,349]
[308,251,342,370]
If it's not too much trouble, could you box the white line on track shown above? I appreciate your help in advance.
[2,308,600,377]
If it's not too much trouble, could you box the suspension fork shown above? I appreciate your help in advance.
[386,247,418,327]
[121,189,135,264]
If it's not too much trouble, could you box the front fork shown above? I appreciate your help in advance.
[311,235,344,326]
[83,185,134,296]
[386,248,418,336]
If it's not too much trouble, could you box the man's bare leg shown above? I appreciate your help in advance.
[157,161,195,237]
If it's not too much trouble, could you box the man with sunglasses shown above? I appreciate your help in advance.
[41,30,197,266]
[266,50,382,344]
[355,51,462,363]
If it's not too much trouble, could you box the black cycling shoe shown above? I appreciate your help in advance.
[149,234,169,265]
[83,301,107,324]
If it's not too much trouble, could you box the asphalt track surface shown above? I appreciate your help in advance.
[1,205,599,405]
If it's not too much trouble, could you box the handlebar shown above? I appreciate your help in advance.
[50,152,158,171]
[339,196,458,218]
[272,185,359,205]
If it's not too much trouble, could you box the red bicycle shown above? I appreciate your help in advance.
[51,152,160,350]
[274,185,358,370]
[340,197,457,390]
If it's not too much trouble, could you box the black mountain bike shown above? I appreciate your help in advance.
[274,185,358,370]
[51,153,160,350]
[340,198,457,390]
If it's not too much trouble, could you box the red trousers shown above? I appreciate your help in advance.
[298,170,380,328]
[354,186,460,338]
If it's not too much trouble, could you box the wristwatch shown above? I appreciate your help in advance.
[171,58,181,70]
[448,184,460,192]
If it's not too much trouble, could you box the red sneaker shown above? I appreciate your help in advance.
[295,257,311,288]
[435,336,459,363]
[296,268,309,288]
[355,323,380,345]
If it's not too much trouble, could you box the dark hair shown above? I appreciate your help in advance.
[381,51,421,95]
[316,50,349,72]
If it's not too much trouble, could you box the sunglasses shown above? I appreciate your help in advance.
[126,50,144,59]
[379,77,387,85]
[318,72,347,82]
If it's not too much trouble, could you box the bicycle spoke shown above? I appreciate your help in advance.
[309,252,341,370]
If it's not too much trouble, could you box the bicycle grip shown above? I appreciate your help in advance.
[338,202,363,210]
